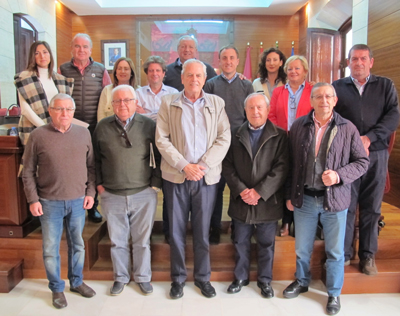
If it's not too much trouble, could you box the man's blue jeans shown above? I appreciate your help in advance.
[39,197,86,293]
[294,194,347,297]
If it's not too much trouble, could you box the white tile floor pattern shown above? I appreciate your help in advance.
[1,279,399,316]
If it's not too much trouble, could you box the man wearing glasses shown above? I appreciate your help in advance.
[22,93,96,309]
[93,85,161,296]
[283,83,369,315]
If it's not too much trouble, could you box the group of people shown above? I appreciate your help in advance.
[14,31,399,316]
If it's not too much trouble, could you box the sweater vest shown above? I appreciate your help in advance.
[60,58,105,128]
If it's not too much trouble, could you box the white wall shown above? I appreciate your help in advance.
[0,0,57,108]
[352,0,369,44]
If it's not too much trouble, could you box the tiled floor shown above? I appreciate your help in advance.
[1,279,399,316]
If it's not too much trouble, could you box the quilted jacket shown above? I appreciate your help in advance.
[287,110,369,212]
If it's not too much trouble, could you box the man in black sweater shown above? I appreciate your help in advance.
[204,45,254,244]
[332,44,399,276]
[164,35,217,91]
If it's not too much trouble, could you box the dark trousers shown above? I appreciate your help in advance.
[162,190,169,235]
[233,219,277,283]
[210,176,226,229]
[282,203,293,225]
[163,178,217,283]
[344,150,388,261]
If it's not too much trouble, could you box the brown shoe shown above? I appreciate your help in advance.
[280,223,289,237]
[359,257,378,276]
[70,282,96,297]
[52,292,67,309]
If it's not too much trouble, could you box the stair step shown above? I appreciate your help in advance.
[321,259,400,294]
[0,259,24,293]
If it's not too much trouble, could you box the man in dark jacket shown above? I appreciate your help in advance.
[222,92,289,298]
[283,83,369,315]
[332,44,400,275]
[164,35,217,91]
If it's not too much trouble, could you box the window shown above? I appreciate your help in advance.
[136,18,234,86]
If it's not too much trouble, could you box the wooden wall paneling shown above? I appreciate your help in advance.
[368,0,400,25]
[234,15,299,79]
[371,44,400,87]
[306,28,341,83]
[298,5,308,57]
[71,15,137,77]
[368,0,400,206]
[65,13,299,83]
[56,2,74,67]
[368,10,400,51]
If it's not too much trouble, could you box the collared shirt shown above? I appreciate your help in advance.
[351,75,370,95]
[248,122,266,130]
[51,122,72,134]
[115,113,135,130]
[136,84,178,121]
[313,112,333,156]
[286,81,305,130]
[221,72,238,84]
[181,91,207,164]
[177,58,183,66]
[70,59,112,88]
[312,112,340,184]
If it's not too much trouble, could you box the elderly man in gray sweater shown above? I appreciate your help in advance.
[93,85,161,296]
[22,93,96,309]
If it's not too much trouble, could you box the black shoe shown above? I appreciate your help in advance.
[87,208,102,223]
[257,281,274,298]
[52,292,67,309]
[283,280,308,298]
[227,279,249,294]
[170,282,184,299]
[209,227,221,245]
[194,280,216,298]
[326,296,341,315]
[110,281,127,295]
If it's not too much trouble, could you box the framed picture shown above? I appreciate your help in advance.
[101,40,129,71]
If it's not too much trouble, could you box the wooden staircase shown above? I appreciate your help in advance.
[0,202,399,294]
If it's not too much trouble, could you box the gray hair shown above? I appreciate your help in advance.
[50,93,75,109]
[112,84,136,99]
[181,59,207,77]
[244,92,270,109]
[71,33,93,48]
[311,82,337,97]
[177,35,198,50]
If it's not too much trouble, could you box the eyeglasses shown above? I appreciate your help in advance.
[311,95,335,101]
[121,130,132,148]
[112,98,135,105]
[50,107,75,112]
